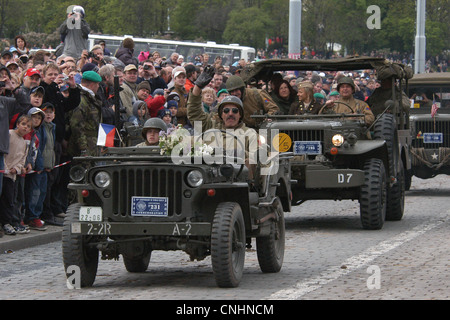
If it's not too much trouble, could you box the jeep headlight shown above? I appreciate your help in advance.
[69,165,86,182]
[332,134,345,147]
[94,171,111,188]
[186,170,203,188]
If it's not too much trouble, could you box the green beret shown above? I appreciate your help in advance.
[329,91,339,97]
[217,88,229,97]
[82,70,102,82]
[314,93,325,99]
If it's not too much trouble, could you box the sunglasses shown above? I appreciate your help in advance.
[223,107,239,114]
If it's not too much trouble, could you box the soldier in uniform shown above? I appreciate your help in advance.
[136,118,167,147]
[288,81,323,115]
[187,67,259,176]
[225,74,279,128]
[68,71,103,157]
[323,76,375,126]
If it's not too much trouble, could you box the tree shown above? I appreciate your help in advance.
[223,5,273,48]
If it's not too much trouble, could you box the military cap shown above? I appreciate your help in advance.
[297,81,314,90]
[82,70,102,82]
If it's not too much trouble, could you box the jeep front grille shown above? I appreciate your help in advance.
[280,130,324,150]
[413,120,450,148]
[111,167,183,217]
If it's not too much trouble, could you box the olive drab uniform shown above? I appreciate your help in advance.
[241,88,279,128]
[333,96,375,127]
[187,92,259,164]
[225,75,279,129]
[67,88,103,157]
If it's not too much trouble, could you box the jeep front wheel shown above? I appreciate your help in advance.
[62,203,99,287]
[360,158,387,230]
[211,202,246,288]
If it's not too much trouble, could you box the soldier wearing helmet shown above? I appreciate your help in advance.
[59,5,90,58]
[187,66,259,173]
[226,74,279,128]
[323,76,375,126]
[136,118,167,147]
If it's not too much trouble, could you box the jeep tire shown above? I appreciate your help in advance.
[123,253,151,273]
[211,202,246,288]
[385,160,405,221]
[62,203,99,287]
[360,158,387,230]
[256,198,285,273]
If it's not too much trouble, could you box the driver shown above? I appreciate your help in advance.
[323,76,375,126]
[187,66,259,173]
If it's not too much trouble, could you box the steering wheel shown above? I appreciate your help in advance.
[318,101,354,115]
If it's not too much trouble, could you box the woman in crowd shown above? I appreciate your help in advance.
[270,80,297,114]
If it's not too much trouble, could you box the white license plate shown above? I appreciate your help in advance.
[294,141,322,155]
[131,197,168,217]
[79,206,102,221]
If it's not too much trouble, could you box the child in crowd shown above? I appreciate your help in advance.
[23,99,47,231]
[167,100,178,127]
[39,102,60,226]
[0,115,32,235]
[146,88,166,118]
[158,108,174,129]
[128,100,150,127]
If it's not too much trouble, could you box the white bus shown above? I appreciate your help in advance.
[88,34,255,66]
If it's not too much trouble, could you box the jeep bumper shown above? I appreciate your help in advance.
[70,221,212,236]
[293,165,365,188]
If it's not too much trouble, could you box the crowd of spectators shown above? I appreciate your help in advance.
[0,7,448,236]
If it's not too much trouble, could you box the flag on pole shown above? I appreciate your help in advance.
[97,123,115,147]
[431,98,439,118]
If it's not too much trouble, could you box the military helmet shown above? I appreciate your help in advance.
[141,118,167,139]
[217,95,244,120]
[337,76,355,92]
[225,75,246,91]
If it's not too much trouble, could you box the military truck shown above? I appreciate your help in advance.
[62,134,291,288]
[241,56,413,230]
[406,72,450,183]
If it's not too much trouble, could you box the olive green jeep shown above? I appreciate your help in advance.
[407,72,450,182]
[62,131,291,288]
[242,56,413,230]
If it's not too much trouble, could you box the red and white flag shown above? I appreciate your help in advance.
[431,100,438,118]
[97,123,115,147]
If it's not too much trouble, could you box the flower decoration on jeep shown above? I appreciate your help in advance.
[159,125,213,157]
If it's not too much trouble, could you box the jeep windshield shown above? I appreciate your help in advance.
[407,73,450,114]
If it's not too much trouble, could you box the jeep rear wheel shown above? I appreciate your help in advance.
[256,198,285,273]
[360,159,387,230]
[386,160,405,221]
[123,253,151,272]
[211,202,246,288]
[62,203,99,287]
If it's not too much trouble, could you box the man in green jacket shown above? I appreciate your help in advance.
[68,71,103,157]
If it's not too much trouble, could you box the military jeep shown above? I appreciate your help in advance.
[407,72,450,182]
[62,136,291,288]
[241,56,413,230]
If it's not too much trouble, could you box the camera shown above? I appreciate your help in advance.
[143,64,150,71]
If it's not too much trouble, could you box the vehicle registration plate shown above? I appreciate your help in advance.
[294,141,322,155]
[131,197,168,217]
[79,206,102,222]
[423,133,443,144]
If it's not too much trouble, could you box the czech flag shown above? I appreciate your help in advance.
[97,123,115,147]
